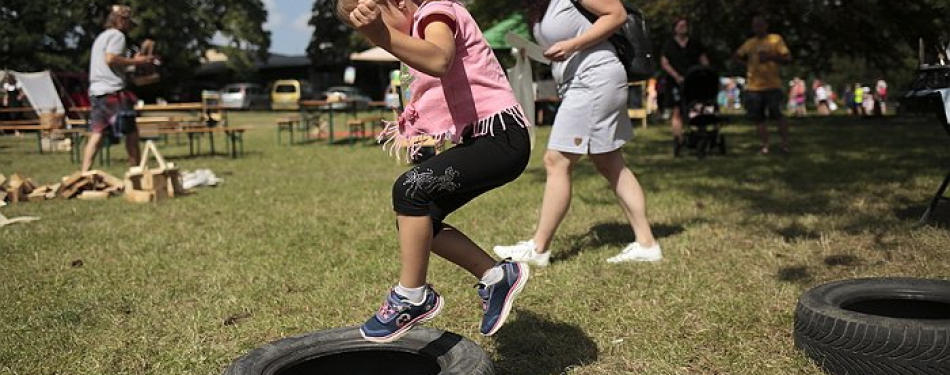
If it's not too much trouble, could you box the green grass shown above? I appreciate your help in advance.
[2,112,949,375]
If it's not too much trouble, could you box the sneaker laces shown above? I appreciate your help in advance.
[376,292,411,320]
[377,301,407,321]
[474,283,490,311]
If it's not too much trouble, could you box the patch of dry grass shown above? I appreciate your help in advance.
[1,113,948,375]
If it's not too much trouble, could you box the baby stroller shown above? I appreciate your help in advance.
[674,66,726,159]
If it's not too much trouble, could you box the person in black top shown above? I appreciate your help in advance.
[660,17,709,150]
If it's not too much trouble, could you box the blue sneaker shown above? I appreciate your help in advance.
[477,260,530,336]
[360,285,444,343]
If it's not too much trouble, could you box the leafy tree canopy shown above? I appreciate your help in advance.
[308,0,371,67]
[471,0,949,87]
[0,0,269,85]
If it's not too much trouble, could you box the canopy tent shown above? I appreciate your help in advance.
[483,13,532,49]
[349,47,398,62]
[12,71,64,115]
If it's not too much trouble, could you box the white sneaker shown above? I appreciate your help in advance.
[607,242,662,263]
[493,240,551,267]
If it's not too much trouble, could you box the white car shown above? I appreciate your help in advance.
[323,86,372,110]
[220,83,269,110]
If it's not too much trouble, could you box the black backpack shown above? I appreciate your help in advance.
[570,0,655,81]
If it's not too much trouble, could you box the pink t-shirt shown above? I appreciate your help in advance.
[381,0,524,157]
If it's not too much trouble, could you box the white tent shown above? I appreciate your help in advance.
[12,71,64,115]
[349,47,398,62]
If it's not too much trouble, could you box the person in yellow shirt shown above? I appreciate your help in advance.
[733,15,792,154]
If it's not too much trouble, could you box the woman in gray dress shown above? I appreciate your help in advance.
[495,0,660,265]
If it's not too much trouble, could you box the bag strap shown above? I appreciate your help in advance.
[569,0,599,25]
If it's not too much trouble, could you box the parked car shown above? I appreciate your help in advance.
[323,86,372,110]
[270,79,317,110]
[220,83,269,110]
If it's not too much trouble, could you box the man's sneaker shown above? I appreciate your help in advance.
[607,242,663,263]
[492,240,551,267]
[360,285,443,343]
[476,260,530,336]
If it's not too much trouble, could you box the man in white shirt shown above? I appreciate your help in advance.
[82,5,155,172]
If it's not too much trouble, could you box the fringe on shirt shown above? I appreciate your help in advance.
[377,104,529,163]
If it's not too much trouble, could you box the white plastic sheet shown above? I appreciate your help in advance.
[12,71,64,115]
[507,46,536,149]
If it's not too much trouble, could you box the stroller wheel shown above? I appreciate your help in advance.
[718,135,727,155]
[696,138,708,159]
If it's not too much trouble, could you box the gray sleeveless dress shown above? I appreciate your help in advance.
[534,0,633,154]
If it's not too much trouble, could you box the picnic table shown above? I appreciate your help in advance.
[0,107,60,153]
[64,102,245,164]
[276,99,369,146]
[274,100,396,147]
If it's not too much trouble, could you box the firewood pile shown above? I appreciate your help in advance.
[0,170,125,204]
[1,141,193,205]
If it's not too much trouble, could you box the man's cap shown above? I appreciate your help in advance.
[111,5,139,26]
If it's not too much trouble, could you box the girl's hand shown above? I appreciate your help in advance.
[543,40,578,61]
[349,0,384,31]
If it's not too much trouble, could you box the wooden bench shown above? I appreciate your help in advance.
[63,126,247,165]
[0,119,69,154]
[627,81,649,128]
[0,119,42,126]
[276,115,302,145]
[275,110,327,145]
[345,115,384,144]
[158,126,246,158]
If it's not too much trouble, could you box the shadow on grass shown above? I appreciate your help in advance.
[824,254,861,267]
[637,116,950,228]
[555,222,684,263]
[895,197,950,228]
[776,265,813,284]
[493,310,597,375]
[777,254,865,285]
[777,222,822,243]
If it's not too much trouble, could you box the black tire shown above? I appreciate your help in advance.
[793,277,950,375]
[224,326,493,375]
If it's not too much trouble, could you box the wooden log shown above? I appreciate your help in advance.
[46,183,61,199]
[9,174,23,191]
[59,176,90,199]
[27,189,47,202]
[9,187,20,203]
[150,173,168,201]
[23,178,38,191]
[124,189,154,203]
[98,171,123,189]
[59,172,85,195]
[77,191,110,201]
[165,170,185,197]
[103,186,122,195]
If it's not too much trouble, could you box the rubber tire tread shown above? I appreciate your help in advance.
[793,277,950,375]
[223,326,494,375]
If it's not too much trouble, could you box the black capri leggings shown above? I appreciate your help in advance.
[392,112,531,234]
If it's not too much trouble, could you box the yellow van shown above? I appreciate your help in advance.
[270,80,314,110]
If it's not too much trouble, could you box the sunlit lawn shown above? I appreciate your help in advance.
[1,111,948,375]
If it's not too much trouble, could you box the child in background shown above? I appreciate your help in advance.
[336,0,532,342]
